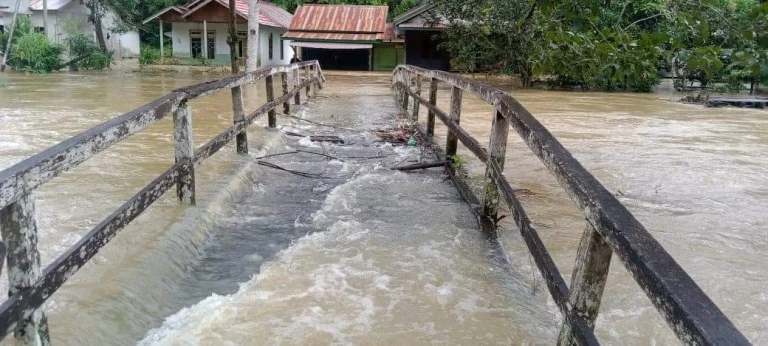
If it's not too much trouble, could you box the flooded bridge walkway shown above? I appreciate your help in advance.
[0,61,752,345]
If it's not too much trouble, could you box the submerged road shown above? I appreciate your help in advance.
[135,75,551,344]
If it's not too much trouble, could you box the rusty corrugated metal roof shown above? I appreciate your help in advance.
[287,4,388,41]
[381,23,396,40]
[282,32,380,41]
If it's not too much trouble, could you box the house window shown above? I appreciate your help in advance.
[268,33,273,60]
[237,31,247,58]
[190,30,215,59]
[206,31,215,59]
[280,39,284,60]
[0,25,5,33]
[191,37,202,58]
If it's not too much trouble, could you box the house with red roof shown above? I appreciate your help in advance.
[143,0,294,66]
[284,4,403,71]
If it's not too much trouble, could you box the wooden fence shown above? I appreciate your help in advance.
[0,60,325,344]
[392,65,749,346]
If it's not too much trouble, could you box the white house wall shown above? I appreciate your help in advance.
[260,25,293,66]
[170,21,293,66]
[0,0,31,31]
[170,21,233,62]
[26,2,139,58]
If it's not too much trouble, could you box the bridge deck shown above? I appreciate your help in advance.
[138,74,551,343]
[0,62,748,345]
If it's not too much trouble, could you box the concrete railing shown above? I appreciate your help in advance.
[0,60,325,344]
[393,65,749,346]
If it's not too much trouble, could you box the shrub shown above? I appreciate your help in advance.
[64,33,112,70]
[139,45,160,65]
[194,56,211,66]
[9,32,63,72]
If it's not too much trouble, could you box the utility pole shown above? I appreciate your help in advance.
[43,0,48,38]
[246,0,259,72]
[0,0,23,72]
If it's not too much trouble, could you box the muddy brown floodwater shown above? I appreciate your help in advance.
[0,71,766,345]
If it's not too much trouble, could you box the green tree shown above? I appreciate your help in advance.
[435,0,767,92]
[3,17,64,72]
[65,33,113,70]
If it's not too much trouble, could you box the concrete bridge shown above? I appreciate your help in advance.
[0,61,751,345]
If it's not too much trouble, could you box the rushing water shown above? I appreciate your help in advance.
[0,71,766,345]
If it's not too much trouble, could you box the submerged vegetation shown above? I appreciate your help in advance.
[65,34,114,70]
[434,0,768,92]
[1,17,63,72]
[1,17,112,72]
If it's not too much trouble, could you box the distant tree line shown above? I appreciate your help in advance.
[434,0,768,92]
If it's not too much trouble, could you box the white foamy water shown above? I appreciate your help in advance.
[140,171,555,345]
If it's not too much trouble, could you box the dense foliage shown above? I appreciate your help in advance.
[2,17,63,72]
[1,17,113,72]
[139,44,161,65]
[435,0,768,92]
[10,33,64,72]
[65,34,114,70]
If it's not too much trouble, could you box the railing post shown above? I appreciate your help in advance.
[293,66,301,106]
[281,72,290,115]
[231,86,248,154]
[304,65,312,98]
[482,109,509,220]
[315,62,323,90]
[265,75,276,128]
[0,194,50,345]
[393,69,402,105]
[445,86,462,158]
[427,77,438,137]
[401,70,410,110]
[557,224,613,345]
[412,74,421,121]
[173,101,195,204]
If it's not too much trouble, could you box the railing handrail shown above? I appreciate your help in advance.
[0,60,326,343]
[392,64,749,345]
[0,60,322,211]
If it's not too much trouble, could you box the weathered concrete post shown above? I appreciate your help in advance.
[482,110,509,220]
[446,86,463,158]
[265,75,276,128]
[0,194,50,345]
[305,65,312,98]
[314,62,323,90]
[401,70,410,110]
[427,77,438,137]
[280,72,290,115]
[292,67,301,106]
[231,91,248,154]
[412,74,421,121]
[173,101,195,204]
[557,224,613,345]
[393,70,403,105]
